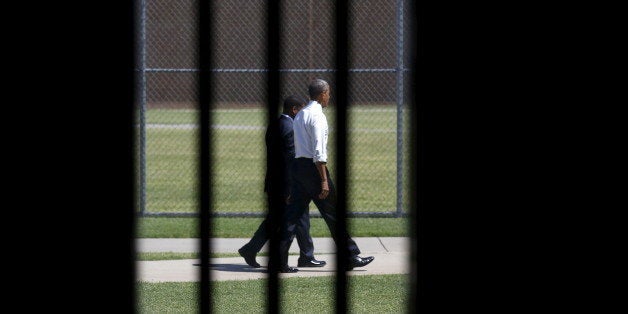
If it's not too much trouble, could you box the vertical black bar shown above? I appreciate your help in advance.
[199,0,213,312]
[266,0,282,313]
[334,0,349,313]
[409,0,421,312]
[127,0,137,312]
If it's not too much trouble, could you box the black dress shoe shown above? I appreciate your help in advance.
[297,258,327,267]
[238,248,260,268]
[346,255,375,270]
[279,266,299,273]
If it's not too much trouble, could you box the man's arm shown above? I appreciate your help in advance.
[279,118,294,203]
[310,111,330,199]
[314,161,329,199]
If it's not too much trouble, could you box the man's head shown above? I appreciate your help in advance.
[308,78,331,108]
[283,95,306,118]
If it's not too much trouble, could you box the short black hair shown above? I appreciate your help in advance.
[283,95,306,112]
[308,79,329,99]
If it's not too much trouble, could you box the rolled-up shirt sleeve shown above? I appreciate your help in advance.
[311,112,328,163]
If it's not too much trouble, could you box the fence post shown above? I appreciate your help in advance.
[138,0,147,215]
[396,0,405,217]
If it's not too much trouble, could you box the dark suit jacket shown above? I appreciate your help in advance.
[264,115,295,198]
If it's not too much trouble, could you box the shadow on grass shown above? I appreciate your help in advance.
[192,262,367,273]
[192,263,267,273]
[297,268,367,272]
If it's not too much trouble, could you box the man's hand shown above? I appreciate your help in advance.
[314,161,329,199]
[285,194,291,204]
[319,180,329,199]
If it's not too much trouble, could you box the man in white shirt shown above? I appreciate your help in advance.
[278,78,375,273]
[238,95,326,269]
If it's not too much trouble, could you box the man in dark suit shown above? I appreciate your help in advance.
[238,95,326,268]
[278,79,374,273]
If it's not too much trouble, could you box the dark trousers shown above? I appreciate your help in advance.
[280,158,361,266]
[240,196,315,260]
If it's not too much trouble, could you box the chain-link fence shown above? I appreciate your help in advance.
[135,0,411,217]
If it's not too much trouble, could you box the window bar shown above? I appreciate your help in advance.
[199,0,213,312]
[266,0,282,313]
[128,0,138,310]
[409,0,420,312]
[334,0,349,313]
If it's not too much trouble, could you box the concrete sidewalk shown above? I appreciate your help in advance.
[137,237,410,282]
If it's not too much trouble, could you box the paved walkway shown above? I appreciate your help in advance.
[137,237,409,282]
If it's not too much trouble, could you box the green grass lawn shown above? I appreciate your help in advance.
[138,106,411,215]
[137,217,408,238]
[137,274,408,313]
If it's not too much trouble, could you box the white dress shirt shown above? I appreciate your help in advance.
[293,100,328,163]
